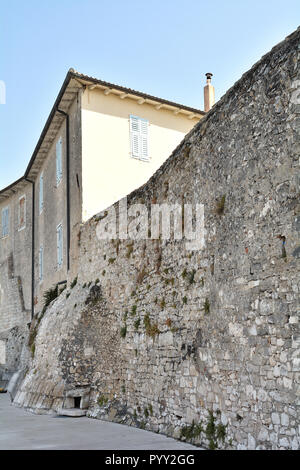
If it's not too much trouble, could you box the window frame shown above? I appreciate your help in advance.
[39,172,44,214]
[56,223,63,269]
[56,136,63,187]
[1,206,9,238]
[18,194,26,231]
[129,115,150,162]
[39,245,44,283]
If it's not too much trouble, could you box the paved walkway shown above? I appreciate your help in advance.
[0,394,198,450]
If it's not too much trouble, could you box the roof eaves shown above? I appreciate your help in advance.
[70,70,205,116]
[24,69,74,178]
[0,176,26,198]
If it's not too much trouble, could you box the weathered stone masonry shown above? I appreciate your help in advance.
[14,28,300,449]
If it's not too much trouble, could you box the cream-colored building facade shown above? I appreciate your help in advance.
[0,69,205,347]
[79,73,204,220]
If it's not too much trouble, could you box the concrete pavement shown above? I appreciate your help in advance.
[0,393,199,450]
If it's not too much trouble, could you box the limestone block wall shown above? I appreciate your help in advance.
[14,28,300,450]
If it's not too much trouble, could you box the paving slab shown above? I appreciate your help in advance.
[0,394,200,450]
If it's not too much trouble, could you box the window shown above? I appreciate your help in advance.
[39,172,44,214]
[39,245,43,282]
[1,207,9,238]
[57,224,63,268]
[18,195,26,230]
[129,115,149,161]
[56,137,62,185]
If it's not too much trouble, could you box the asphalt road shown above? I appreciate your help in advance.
[0,393,199,450]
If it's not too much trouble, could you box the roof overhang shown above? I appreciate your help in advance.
[0,176,28,201]
[73,70,205,119]
[1,69,205,195]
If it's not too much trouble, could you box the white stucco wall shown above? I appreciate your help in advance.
[81,88,201,220]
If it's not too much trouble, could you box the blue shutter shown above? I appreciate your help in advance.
[57,224,63,268]
[2,207,9,237]
[39,246,43,281]
[56,138,62,185]
[39,173,44,213]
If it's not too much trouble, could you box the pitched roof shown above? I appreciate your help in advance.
[1,69,204,196]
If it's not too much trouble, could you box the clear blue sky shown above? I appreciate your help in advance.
[0,0,299,189]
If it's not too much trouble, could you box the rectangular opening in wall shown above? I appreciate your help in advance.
[74,397,81,409]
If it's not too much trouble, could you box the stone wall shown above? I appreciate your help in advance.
[0,182,32,383]
[14,28,300,450]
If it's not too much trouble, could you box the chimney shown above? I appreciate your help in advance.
[204,73,215,112]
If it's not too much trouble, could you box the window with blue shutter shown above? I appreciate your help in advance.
[57,224,63,268]
[1,207,9,237]
[130,115,149,161]
[56,137,62,185]
[39,172,44,213]
[39,245,44,282]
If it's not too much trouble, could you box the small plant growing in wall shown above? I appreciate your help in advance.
[205,410,227,450]
[43,284,59,310]
[98,394,109,406]
[215,195,226,215]
[70,276,78,289]
[126,242,134,259]
[134,317,141,331]
[180,420,203,441]
[204,298,210,314]
[120,325,127,339]
[108,257,116,264]
[183,296,187,305]
[144,313,160,339]
[187,269,196,285]
[131,305,137,316]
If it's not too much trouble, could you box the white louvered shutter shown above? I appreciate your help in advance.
[130,116,149,160]
[130,116,141,158]
[140,119,148,160]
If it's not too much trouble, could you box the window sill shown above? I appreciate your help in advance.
[131,155,151,162]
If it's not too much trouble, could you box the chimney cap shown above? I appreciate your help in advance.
[205,72,213,80]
